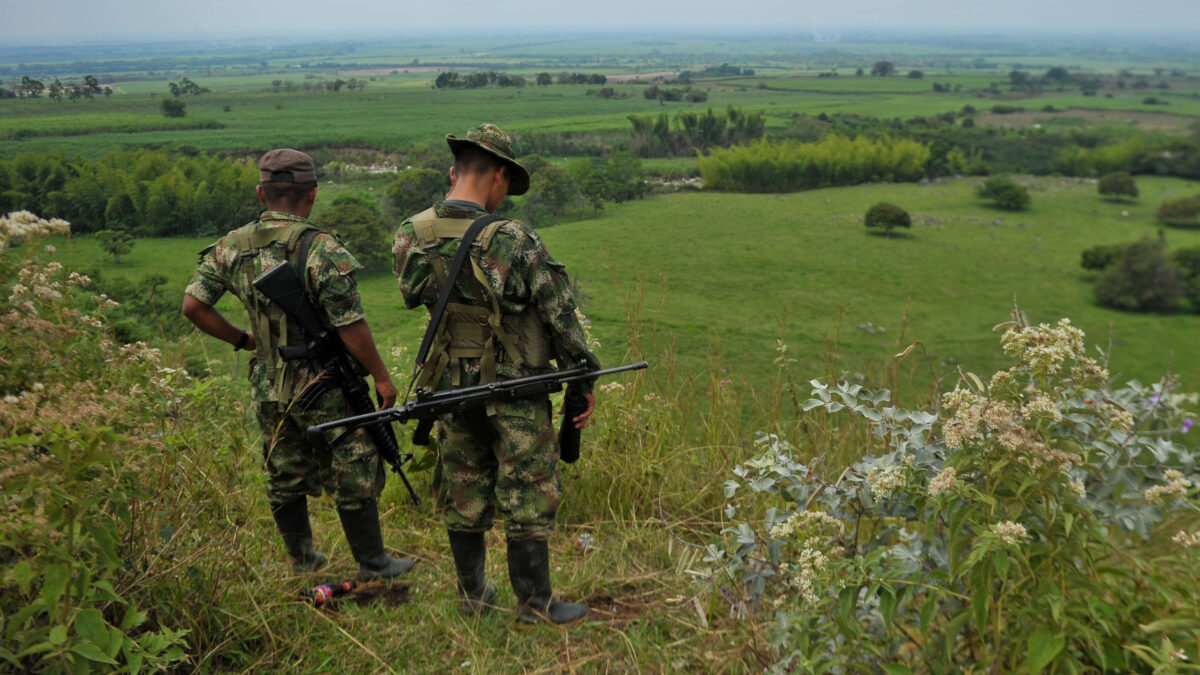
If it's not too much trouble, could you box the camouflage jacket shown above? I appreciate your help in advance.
[392,200,600,392]
[185,210,365,402]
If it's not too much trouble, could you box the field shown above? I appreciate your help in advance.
[5,29,1200,673]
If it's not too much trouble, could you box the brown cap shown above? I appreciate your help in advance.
[446,123,530,196]
[258,148,317,184]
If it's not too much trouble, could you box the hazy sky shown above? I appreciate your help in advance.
[2,0,1199,42]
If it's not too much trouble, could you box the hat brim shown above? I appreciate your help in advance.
[446,136,530,196]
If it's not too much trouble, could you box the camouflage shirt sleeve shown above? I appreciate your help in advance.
[307,232,365,327]
[393,218,435,309]
[184,242,227,305]
[500,223,602,389]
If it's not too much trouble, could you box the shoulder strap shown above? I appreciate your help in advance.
[411,213,507,386]
[294,228,321,300]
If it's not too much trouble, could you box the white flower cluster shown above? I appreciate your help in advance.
[928,466,958,497]
[768,509,844,540]
[599,381,625,394]
[866,466,905,501]
[1021,393,1062,424]
[1172,529,1200,548]
[1145,469,1191,504]
[778,547,828,605]
[0,210,70,252]
[116,341,162,365]
[1000,318,1085,375]
[991,520,1029,546]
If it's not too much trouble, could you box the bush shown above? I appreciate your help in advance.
[316,198,390,271]
[1080,243,1127,271]
[385,167,449,219]
[712,316,1200,671]
[699,135,931,192]
[159,98,186,118]
[1097,172,1139,200]
[976,176,1030,210]
[95,228,134,263]
[1093,235,1184,311]
[1156,195,1200,227]
[864,202,911,236]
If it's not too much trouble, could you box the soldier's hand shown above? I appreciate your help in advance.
[568,392,595,429]
[375,377,397,410]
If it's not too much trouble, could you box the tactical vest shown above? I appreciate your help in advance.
[411,208,551,389]
[234,221,321,404]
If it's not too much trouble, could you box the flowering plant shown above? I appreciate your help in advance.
[708,313,1200,672]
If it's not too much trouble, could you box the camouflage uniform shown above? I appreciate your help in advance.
[394,200,600,540]
[185,210,385,511]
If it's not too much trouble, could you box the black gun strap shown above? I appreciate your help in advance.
[294,228,321,299]
[413,214,507,374]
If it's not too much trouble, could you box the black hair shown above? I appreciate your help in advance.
[260,180,317,209]
[452,146,503,178]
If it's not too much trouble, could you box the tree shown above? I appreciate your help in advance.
[906,69,924,79]
[603,152,649,203]
[1097,172,1139,201]
[96,229,135,263]
[19,76,44,98]
[48,79,63,101]
[1156,196,1200,227]
[386,168,449,218]
[160,98,186,118]
[536,72,552,86]
[871,61,895,77]
[1045,66,1070,82]
[864,202,911,237]
[977,176,1030,210]
[317,198,390,271]
[1093,235,1183,312]
[1080,243,1127,271]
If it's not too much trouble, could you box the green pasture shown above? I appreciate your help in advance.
[44,174,1200,398]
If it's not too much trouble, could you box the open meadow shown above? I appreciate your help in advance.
[5,29,1200,673]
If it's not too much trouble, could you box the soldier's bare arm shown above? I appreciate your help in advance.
[182,293,256,351]
[336,319,397,409]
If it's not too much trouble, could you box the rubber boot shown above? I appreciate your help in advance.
[336,502,415,582]
[448,531,497,615]
[270,498,327,574]
[507,539,587,625]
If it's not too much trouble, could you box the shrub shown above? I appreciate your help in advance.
[159,98,186,118]
[385,167,449,219]
[1080,243,1127,271]
[95,228,134,263]
[863,202,911,236]
[317,197,390,271]
[976,175,1030,210]
[711,315,1200,671]
[1175,245,1200,312]
[1156,195,1200,227]
[1097,172,1139,200]
[1093,235,1184,311]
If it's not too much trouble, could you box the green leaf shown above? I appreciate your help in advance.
[920,596,937,633]
[883,666,913,675]
[120,603,147,631]
[1063,512,1074,537]
[971,591,989,630]
[73,609,107,647]
[70,642,118,665]
[1139,618,1198,633]
[7,560,34,595]
[40,564,70,609]
[1027,627,1064,674]
[49,625,67,645]
[879,588,898,631]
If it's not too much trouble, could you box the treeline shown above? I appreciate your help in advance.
[699,135,931,192]
[0,75,107,100]
[434,71,608,89]
[0,149,259,236]
[628,105,765,157]
[267,78,368,93]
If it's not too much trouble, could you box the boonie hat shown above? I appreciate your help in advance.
[258,148,317,184]
[446,124,530,196]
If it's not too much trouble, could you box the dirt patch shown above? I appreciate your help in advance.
[979,106,1195,133]
[605,71,679,84]
[583,592,655,626]
[348,582,412,608]
[338,67,446,76]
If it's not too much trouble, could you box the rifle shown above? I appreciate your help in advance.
[253,262,422,506]
[306,361,649,459]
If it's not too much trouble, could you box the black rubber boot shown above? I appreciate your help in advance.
[507,539,587,625]
[270,498,327,574]
[448,531,497,615]
[337,502,414,582]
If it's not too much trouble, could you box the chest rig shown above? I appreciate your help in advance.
[411,208,551,389]
[234,221,321,404]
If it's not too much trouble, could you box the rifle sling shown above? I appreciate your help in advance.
[413,214,507,377]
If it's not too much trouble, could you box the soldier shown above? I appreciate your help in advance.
[393,124,600,624]
[182,148,413,581]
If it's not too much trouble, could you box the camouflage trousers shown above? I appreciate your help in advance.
[255,386,385,511]
[433,396,561,541]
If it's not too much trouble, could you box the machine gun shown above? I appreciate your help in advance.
[306,361,648,463]
[253,262,422,505]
